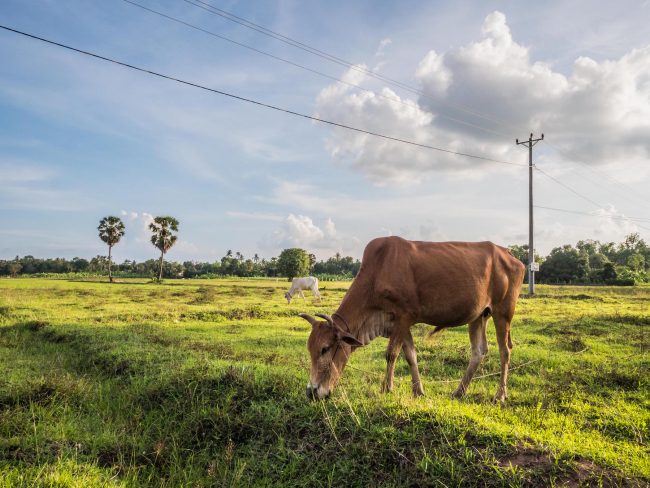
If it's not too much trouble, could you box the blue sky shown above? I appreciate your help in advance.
[1,0,649,263]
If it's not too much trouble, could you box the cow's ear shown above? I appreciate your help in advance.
[339,333,363,348]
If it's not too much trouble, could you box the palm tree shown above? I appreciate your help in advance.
[149,216,179,281]
[97,216,125,283]
[253,253,260,264]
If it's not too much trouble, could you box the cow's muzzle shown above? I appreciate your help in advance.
[306,384,330,401]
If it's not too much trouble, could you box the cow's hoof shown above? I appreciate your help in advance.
[412,386,425,397]
[492,390,507,404]
[451,388,465,399]
[381,382,393,394]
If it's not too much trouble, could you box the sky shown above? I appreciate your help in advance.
[1,0,649,263]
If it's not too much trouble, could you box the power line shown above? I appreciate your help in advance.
[180,0,518,134]
[181,0,426,92]
[0,24,525,168]
[534,205,650,223]
[121,0,508,139]
[534,166,604,208]
[534,168,650,232]
[534,205,650,232]
[175,0,650,231]
[545,141,650,209]
[181,0,650,212]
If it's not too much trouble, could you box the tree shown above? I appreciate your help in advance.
[507,244,543,267]
[7,261,22,277]
[538,245,590,283]
[277,248,310,280]
[622,233,642,251]
[601,262,617,282]
[149,216,179,281]
[588,253,610,270]
[627,253,645,272]
[97,216,125,283]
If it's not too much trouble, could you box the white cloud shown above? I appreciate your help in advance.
[323,217,337,237]
[281,214,325,244]
[591,205,641,237]
[118,211,154,246]
[376,38,392,58]
[314,11,650,185]
[262,214,351,257]
[374,38,393,69]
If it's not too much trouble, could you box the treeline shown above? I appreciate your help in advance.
[0,250,361,280]
[509,233,650,285]
[1,233,648,284]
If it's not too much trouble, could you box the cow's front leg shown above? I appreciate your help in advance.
[381,334,403,393]
[402,330,424,397]
[452,316,488,399]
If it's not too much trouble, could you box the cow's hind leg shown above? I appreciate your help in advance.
[402,330,424,397]
[492,313,513,403]
[451,316,488,399]
[381,334,403,393]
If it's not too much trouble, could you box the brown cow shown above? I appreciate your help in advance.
[299,236,525,402]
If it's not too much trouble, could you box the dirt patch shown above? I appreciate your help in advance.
[556,459,612,487]
[498,448,551,469]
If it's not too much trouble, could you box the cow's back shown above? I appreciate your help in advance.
[357,237,522,327]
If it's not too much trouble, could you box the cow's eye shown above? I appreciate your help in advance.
[321,346,331,356]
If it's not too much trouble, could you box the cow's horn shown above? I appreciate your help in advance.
[315,313,333,325]
[298,313,318,326]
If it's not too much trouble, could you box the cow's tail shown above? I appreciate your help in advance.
[426,325,448,339]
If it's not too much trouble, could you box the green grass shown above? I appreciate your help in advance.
[0,278,648,487]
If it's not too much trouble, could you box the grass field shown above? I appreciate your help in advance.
[0,278,648,487]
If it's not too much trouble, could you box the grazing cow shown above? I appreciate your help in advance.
[285,276,321,304]
[299,236,525,402]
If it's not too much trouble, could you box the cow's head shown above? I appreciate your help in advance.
[285,291,292,304]
[300,313,362,400]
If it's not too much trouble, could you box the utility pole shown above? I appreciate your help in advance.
[516,133,544,295]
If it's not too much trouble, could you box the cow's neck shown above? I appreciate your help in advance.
[334,303,393,346]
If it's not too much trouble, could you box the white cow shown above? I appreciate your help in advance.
[285,276,321,304]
